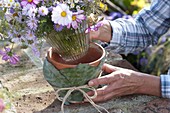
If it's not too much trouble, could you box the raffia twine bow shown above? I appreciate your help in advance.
[56,85,109,113]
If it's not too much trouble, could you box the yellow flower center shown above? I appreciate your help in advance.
[16,3,19,7]
[13,13,18,17]
[42,9,44,13]
[61,11,67,17]
[10,0,13,2]
[31,20,35,23]
[72,15,76,21]
[29,33,33,37]
[56,24,60,28]
[28,0,33,3]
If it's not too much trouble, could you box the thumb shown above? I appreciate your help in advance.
[89,30,100,40]
[102,63,119,73]
[88,72,116,87]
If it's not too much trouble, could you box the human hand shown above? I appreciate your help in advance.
[89,20,112,42]
[86,63,161,102]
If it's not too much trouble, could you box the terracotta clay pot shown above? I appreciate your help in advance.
[43,42,106,102]
[47,43,106,70]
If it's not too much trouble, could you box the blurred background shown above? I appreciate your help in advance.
[102,0,170,76]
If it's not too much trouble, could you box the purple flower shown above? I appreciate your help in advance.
[10,30,25,44]
[106,12,123,20]
[48,6,53,12]
[22,5,30,15]
[10,7,15,13]
[54,24,63,32]
[132,51,140,55]
[30,44,40,57]
[85,22,103,33]
[160,36,167,44]
[122,15,133,19]
[0,47,20,65]
[26,17,38,30]
[26,30,36,40]
[139,57,148,66]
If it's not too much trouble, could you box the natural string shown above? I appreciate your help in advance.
[55,85,109,113]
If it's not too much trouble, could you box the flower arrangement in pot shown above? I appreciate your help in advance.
[0,0,107,63]
[0,0,108,112]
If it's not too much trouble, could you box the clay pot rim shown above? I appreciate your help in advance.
[47,43,106,66]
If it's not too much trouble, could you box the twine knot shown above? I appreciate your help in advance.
[56,85,109,113]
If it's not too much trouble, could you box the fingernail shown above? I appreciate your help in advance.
[89,81,94,86]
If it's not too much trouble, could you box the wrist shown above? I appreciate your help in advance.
[135,72,161,97]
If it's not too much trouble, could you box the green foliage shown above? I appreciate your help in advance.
[107,0,169,76]
[124,35,170,76]
[145,37,170,75]
[108,0,149,15]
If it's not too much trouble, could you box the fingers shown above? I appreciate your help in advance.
[86,85,117,102]
[88,64,122,87]
[86,83,133,102]
[89,20,112,42]
[88,72,119,87]
[102,63,119,73]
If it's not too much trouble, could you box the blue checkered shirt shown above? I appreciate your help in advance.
[108,0,170,98]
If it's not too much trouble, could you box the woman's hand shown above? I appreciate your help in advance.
[90,20,112,42]
[87,63,161,102]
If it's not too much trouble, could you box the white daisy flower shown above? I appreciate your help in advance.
[74,0,79,3]
[6,2,12,7]
[51,3,72,26]
[70,2,75,8]
[67,0,71,4]
[14,2,21,8]
[8,0,15,4]
[38,6,48,16]
[76,5,81,11]
[28,6,37,17]
[22,5,30,15]
[5,12,13,22]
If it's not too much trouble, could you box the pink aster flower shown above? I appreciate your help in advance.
[21,0,40,8]
[0,99,5,112]
[85,22,103,33]
[0,47,20,65]
[67,10,86,29]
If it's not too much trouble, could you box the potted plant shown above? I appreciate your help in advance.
[43,42,106,103]
[0,0,108,112]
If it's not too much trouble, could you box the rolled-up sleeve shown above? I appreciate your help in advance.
[160,71,170,98]
[107,0,170,54]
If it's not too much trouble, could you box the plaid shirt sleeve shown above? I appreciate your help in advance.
[160,68,170,98]
[107,0,170,54]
